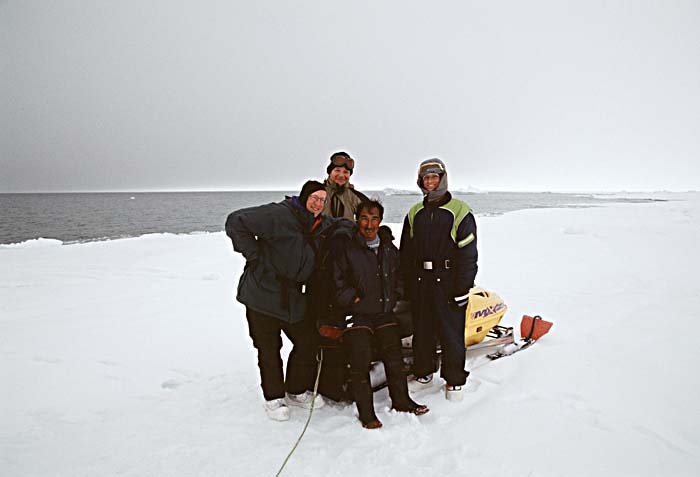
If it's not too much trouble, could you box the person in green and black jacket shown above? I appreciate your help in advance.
[400,158,478,402]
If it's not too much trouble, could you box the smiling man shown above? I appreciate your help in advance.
[318,200,428,428]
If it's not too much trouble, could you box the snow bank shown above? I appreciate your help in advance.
[1,192,699,476]
[0,238,63,249]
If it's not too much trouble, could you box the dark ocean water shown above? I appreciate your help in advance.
[0,191,657,245]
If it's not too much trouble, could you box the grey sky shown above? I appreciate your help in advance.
[2,1,699,192]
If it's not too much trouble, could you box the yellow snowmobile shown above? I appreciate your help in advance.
[462,287,514,350]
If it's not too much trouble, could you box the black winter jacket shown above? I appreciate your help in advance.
[400,192,478,298]
[225,197,335,323]
[322,225,401,327]
[304,218,356,322]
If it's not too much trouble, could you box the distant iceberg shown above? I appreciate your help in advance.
[381,188,421,196]
[382,186,484,195]
[453,186,485,194]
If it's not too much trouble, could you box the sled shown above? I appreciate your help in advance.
[324,288,553,396]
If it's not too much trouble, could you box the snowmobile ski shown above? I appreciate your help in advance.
[486,315,553,360]
[486,339,536,360]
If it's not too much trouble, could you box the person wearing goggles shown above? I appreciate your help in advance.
[322,151,369,220]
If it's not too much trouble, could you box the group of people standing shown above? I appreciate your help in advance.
[225,152,478,429]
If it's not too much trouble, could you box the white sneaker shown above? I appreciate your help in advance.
[408,374,434,393]
[264,398,290,421]
[286,391,325,409]
[445,384,463,402]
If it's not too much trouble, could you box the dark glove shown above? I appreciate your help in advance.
[392,299,411,315]
[244,259,258,271]
[319,325,344,341]
[449,291,470,312]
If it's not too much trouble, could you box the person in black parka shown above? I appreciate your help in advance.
[225,180,335,421]
[319,200,429,428]
[400,158,478,401]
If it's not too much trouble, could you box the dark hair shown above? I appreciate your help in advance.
[355,200,384,221]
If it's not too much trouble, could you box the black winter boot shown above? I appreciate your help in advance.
[376,326,430,416]
[345,328,382,428]
[349,371,382,428]
[317,345,351,402]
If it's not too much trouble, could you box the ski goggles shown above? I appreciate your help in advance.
[418,161,445,178]
[331,155,355,170]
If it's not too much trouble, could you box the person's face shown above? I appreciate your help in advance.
[329,166,351,186]
[422,173,440,192]
[306,190,327,217]
[357,207,382,241]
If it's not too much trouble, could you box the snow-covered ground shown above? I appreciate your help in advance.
[2,192,699,476]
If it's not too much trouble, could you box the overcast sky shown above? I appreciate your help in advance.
[2,1,699,192]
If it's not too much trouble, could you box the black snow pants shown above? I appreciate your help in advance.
[411,271,469,386]
[345,323,420,425]
[245,307,319,401]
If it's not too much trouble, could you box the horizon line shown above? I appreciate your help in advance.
[0,187,697,195]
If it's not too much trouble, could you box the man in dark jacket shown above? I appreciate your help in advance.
[225,180,334,421]
[319,200,428,428]
[400,158,478,402]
